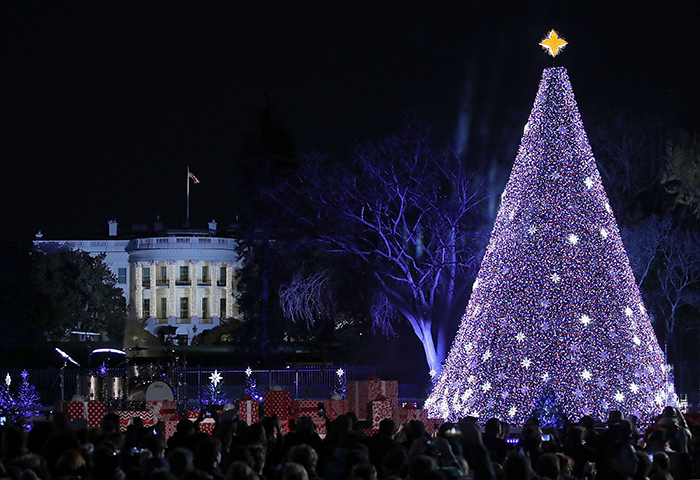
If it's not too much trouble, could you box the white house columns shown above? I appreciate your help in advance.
[126,236,239,344]
[168,261,177,319]
[225,262,234,318]
[135,262,143,319]
[190,260,199,321]
[210,261,220,319]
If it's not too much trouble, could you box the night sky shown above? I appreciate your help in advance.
[1,1,699,246]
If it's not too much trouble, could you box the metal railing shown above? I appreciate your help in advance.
[7,365,394,407]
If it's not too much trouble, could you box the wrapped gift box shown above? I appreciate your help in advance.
[289,401,326,435]
[311,415,326,436]
[326,399,347,419]
[187,410,220,421]
[146,400,176,421]
[55,401,105,428]
[278,419,289,435]
[397,406,428,427]
[347,382,368,420]
[425,417,445,436]
[369,399,393,430]
[263,390,291,420]
[347,378,398,421]
[164,420,178,440]
[118,411,155,432]
[289,400,320,418]
[198,419,216,435]
[55,401,88,423]
[86,401,105,429]
[238,397,260,425]
[289,399,346,421]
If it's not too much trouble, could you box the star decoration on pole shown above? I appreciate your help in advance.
[209,369,223,387]
[539,29,568,57]
[5,373,10,387]
[245,366,253,377]
[336,368,345,378]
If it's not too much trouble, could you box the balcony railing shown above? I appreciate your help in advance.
[128,237,237,251]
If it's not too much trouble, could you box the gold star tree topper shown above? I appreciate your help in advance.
[539,30,568,57]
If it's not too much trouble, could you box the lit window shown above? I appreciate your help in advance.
[180,297,189,318]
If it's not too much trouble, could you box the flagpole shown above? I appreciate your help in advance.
[186,166,190,224]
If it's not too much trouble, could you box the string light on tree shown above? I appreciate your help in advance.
[200,370,229,406]
[332,366,347,399]
[244,365,263,402]
[424,32,672,425]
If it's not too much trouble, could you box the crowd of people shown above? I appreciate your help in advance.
[0,405,697,480]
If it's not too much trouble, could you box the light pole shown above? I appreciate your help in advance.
[55,348,79,402]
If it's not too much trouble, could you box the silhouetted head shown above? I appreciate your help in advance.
[484,418,502,438]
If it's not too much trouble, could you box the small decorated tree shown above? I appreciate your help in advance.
[0,373,18,422]
[17,370,41,420]
[199,370,229,406]
[244,366,263,402]
[332,368,346,399]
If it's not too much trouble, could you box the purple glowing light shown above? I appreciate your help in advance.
[425,67,671,425]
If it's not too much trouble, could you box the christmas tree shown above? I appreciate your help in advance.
[17,370,41,419]
[244,366,263,402]
[199,370,229,406]
[0,373,18,421]
[425,65,672,425]
[332,368,346,399]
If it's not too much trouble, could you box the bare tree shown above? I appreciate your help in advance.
[589,113,666,208]
[662,131,700,217]
[621,215,672,288]
[270,122,487,374]
[279,268,333,327]
[656,228,700,334]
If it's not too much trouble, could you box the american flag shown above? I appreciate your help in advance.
[188,172,200,184]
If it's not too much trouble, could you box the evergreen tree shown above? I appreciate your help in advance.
[244,367,263,402]
[332,368,346,399]
[17,370,41,419]
[425,67,672,424]
[0,374,17,422]
[199,370,228,406]
[31,249,127,340]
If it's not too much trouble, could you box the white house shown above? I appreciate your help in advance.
[33,219,241,344]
